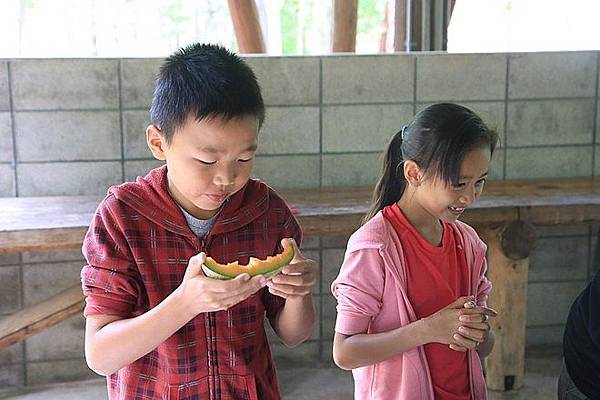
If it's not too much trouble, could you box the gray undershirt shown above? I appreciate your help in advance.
[179,207,220,238]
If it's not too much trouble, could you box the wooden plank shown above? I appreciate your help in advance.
[0,227,88,254]
[227,0,266,53]
[2,179,600,253]
[0,286,84,351]
[332,0,358,52]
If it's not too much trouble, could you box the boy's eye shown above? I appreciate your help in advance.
[238,157,254,163]
[197,159,216,165]
[476,178,487,186]
[452,183,466,189]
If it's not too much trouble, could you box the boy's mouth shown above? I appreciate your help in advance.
[206,193,229,203]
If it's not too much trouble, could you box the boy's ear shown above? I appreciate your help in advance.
[403,160,422,187]
[146,125,167,161]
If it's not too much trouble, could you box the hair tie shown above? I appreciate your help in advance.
[400,125,408,140]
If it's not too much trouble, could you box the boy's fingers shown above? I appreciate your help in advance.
[184,253,206,280]
[281,260,316,275]
[282,238,306,263]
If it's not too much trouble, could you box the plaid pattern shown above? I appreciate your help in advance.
[81,166,301,400]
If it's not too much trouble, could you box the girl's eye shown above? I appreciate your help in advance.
[475,178,487,186]
[197,159,216,165]
[452,183,466,190]
[238,157,254,163]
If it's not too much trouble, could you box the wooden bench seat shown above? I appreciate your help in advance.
[2,178,600,391]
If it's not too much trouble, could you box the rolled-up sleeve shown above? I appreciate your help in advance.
[476,256,492,307]
[81,197,144,318]
[331,248,385,335]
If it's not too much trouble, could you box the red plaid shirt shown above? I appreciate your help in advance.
[81,166,302,400]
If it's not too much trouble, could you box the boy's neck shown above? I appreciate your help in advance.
[396,191,443,246]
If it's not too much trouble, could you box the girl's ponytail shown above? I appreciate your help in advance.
[363,127,407,223]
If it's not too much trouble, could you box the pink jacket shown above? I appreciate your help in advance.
[331,211,491,400]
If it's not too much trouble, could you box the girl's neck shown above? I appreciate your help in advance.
[396,190,443,246]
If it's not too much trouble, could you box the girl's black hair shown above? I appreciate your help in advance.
[364,103,499,223]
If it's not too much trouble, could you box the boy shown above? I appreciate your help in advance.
[81,43,316,400]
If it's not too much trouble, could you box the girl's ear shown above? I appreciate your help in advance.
[403,160,422,187]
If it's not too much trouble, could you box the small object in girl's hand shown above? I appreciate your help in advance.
[464,301,476,308]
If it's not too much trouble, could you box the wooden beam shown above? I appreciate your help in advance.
[227,0,266,54]
[0,286,85,351]
[332,0,358,52]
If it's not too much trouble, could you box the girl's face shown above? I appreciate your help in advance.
[415,147,491,223]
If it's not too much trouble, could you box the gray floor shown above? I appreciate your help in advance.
[0,350,561,400]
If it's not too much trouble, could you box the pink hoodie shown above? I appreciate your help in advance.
[331,211,491,400]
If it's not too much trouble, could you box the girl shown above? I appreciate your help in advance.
[331,103,499,400]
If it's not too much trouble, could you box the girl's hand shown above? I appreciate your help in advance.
[449,302,497,352]
[266,238,317,300]
[423,296,496,351]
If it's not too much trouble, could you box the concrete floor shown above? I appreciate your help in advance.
[0,350,561,400]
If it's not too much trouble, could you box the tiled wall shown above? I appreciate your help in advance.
[0,51,598,389]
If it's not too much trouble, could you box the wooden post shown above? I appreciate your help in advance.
[227,0,266,53]
[478,222,537,391]
[332,0,358,52]
[393,0,407,51]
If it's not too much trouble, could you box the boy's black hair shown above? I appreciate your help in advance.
[149,43,265,143]
[364,103,499,222]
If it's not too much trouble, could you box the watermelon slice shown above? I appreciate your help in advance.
[202,240,295,280]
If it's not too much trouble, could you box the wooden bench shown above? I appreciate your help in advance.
[2,178,600,391]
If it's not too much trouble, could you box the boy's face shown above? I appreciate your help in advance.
[147,114,258,220]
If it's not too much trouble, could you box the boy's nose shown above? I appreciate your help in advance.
[214,168,236,188]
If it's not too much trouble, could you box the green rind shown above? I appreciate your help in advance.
[202,245,294,280]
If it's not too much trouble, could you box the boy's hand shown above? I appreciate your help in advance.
[422,296,497,351]
[266,238,317,300]
[177,253,267,317]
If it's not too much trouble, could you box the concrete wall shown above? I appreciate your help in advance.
[0,51,598,388]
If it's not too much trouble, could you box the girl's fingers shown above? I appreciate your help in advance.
[459,312,493,323]
[452,333,478,349]
[457,326,487,342]
[458,321,490,330]
[449,343,468,352]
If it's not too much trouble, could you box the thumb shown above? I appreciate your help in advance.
[184,252,206,281]
[282,238,305,263]
[446,296,475,309]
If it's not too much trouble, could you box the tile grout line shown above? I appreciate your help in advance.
[503,54,509,180]
[591,52,600,177]
[7,61,27,386]
[118,60,125,183]
[317,57,324,359]
[7,62,19,197]
[318,57,323,188]
[413,55,417,115]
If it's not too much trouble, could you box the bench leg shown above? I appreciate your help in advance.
[479,225,530,391]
